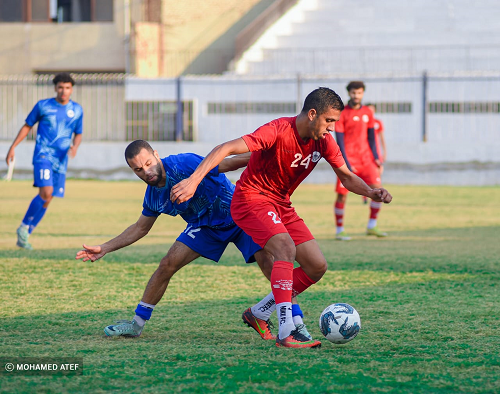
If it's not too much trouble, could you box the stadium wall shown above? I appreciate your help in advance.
[1,73,499,186]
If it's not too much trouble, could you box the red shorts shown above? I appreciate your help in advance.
[336,159,381,195]
[230,193,314,249]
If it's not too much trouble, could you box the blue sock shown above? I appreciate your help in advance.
[22,195,46,228]
[29,205,48,234]
[292,304,304,318]
[292,304,304,325]
[134,302,155,326]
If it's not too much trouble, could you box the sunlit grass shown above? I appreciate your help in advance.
[1,181,499,393]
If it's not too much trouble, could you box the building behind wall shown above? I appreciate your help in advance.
[0,0,280,77]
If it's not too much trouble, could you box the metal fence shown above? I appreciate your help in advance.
[0,74,126,141]
[1,72,500,164]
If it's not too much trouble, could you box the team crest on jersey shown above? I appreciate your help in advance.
[312,151,321,163]
[67,109,75,118]
[353,116,360,121]
[362,114,369,123]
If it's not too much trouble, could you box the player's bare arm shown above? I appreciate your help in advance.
[218,152,251,173]
[170,138,249,204]
[334,164,392,203]
[69,133,83,158]
[5,124,32,165]
[76,214,156,262]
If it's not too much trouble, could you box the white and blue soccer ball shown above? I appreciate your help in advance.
[319,303,361,344]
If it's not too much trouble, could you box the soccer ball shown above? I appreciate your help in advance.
[319,303,361,344]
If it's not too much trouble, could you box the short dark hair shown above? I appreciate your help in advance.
[125,140,154,164]
[301,87,344,115]
[53,73,75,86]
[346,81,365,91]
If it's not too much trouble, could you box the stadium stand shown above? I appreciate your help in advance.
[233,0,500,75]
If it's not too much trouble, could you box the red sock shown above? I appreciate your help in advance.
[334,202,345,227]
[270,261,294,304]
[370,200,382,219]
[291,267,317,297]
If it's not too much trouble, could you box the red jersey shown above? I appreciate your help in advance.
[335,105,375,165]
[374,118,384,159]
[237,116,345,202]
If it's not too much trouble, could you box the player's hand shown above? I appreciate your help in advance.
[370,188,392,204]
[170,177,197,204]
[375,159,383,167]
[6,147,14,166]
[75,244,106,262]
[68,146,78,158]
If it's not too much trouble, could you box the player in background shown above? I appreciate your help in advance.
[170,87,392,348]
[76,140,313,340]
[361,103,387,204]
[5,73,83,250]
[333,81,388,241]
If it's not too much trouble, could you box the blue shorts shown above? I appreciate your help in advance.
[33,161,66,198]
[176,224,261,263]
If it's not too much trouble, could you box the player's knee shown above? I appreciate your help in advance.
[274,240,296,262]
[157,257,179,278]
[265,234,296,262]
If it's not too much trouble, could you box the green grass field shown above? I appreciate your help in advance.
[1,180,499,393]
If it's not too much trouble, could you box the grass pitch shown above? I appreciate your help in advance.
[0,180,499,393]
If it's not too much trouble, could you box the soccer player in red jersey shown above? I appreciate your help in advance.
[334,82,388,241]
[170,87,392,348]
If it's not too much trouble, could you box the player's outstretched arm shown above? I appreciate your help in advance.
[218,152,252,173]
[5,124,32,165]
[334,164,392,204]
[75,214,157,262]
[170,138,249,204]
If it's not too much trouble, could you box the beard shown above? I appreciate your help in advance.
[144,160,164,186]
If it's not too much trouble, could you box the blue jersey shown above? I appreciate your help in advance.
[26,98,83,174]
[142,153,235,229]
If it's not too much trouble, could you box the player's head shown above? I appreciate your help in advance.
[302,87,344,115]
[346,81,365,105]
[366,103,376,114]
[53,73,75,105]
[125,140,164,186]
[301,87,344,141]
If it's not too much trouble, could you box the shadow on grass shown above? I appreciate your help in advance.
[2,281,500,393]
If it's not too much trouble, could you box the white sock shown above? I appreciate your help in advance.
[139,301,156,309]
[293,315,304,326]
[251,292,276,320]
[336,226,345,234]
[133,315,146,327]
[276,302,294,339]
[367,219,377,229]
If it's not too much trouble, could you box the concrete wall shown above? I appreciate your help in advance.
[160,0,273,76]
[0,0,126,74]
[1,141,499,186]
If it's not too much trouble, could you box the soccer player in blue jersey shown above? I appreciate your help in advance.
[6,73,83,250]
[76,140,311,339]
